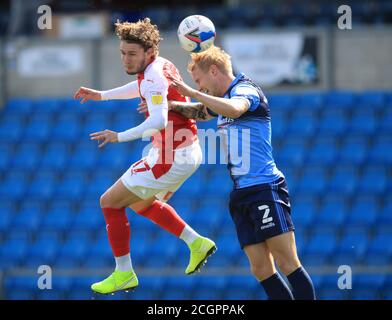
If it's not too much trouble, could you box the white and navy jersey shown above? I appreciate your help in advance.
[216,73,283,189]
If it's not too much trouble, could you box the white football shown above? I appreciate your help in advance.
[177,15,216,53]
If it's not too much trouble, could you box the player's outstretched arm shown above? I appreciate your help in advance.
[137,101,215,121]
[168,75,249,119]
[74,81,139,104]
[170,101,215,121]
[74,87,102,104]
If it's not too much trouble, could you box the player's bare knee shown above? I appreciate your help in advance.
[100,192,112,208]
[275,258,301,275]
[250,263,274,281]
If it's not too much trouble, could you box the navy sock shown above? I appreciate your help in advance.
[287,266,316,300]
[260,273,294,300]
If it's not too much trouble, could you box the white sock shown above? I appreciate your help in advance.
[179,225,200,246]
[115,253,133,272]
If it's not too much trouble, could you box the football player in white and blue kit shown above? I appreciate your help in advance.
[166,46,316,300]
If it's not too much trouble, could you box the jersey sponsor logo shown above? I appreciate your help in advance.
[258,204,275,230]
[151,91,163,105]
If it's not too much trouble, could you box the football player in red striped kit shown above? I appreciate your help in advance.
[74,18,216,295]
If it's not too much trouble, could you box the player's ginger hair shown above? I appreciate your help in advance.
[115,18,162,57]
[188,46,233,75]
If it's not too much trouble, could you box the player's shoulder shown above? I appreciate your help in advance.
[230,82,259,98]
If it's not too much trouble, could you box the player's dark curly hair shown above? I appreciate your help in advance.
[115,18,162,57]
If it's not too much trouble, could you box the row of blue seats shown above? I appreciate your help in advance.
[1,173,389,202]
[1,101,390,122]
[1,141,392,174]
[140,1,392,29]
[1,116,390,142]
[2,91,392,113]
[4,273,392,300]
[1,227,392,268]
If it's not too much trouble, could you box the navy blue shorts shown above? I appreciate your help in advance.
[229,177,295,249]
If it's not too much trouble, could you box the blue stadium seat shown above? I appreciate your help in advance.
[11,142,42,170]
[197,198,227,220]
[277,136,307,166]
[51,112,81,141]
[4,276,38,299]
[325,91,355,109]
[331,232,368,265]
[73,206,103,232]
[318,274,351,300]
[291,196,317,229]
[307,137,338,165]
[192,277,226,300]
[268,94,296,110]
[55,238,89,267]
[349,108,377,134]
[24,116,52,142]
[339,136,369,165]
[82,113,112,136]
[314,196,347,228]
[346,196,379,227]
[0,171,28,200]
[364,232,392,265]
[142,233,178,268]
[32,98,62,113]
[34,230,62,243]
[297,92,324,109]
[354,274,386,293]
[270,116,287,138]
[319,107,348,135]
[296,166,327,196]
[26,176,56,201]
[72,276,102,296]
[0,115,24,142]
[162,277,196,300]
[68,144,98,169]
[368,134,392,165]
[0,239,28,268]
[7,291,35,300]
[85,170,115,199]
[11,208,43,234]
[112,110,144,130]
[379,108,392,133]
[223,275,259,300]
[207,233,242,268]
[377,199,392,228]
[303,234,337,265]
[26,237,60,267]
[39,142,69,170]
[54,174,86,200]
[0,210,12,234]
[131,277,163,300]
[286,109,318,136]
[357,165,388,195]
[174,170,204,196]
[327,165,359,196]
[0,143,14,170]
[83,236,113,268]
[95,145,132,169]
[4,98,33,114]
[40,208,73,233]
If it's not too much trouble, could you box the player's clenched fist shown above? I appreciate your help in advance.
[74,86,102,104]
[90,129,118,148]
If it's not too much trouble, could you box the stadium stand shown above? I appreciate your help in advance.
[0,90,391,299]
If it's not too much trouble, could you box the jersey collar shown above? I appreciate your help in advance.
[224,72,245,96]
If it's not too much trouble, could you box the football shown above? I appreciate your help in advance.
[177,15,216,53]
